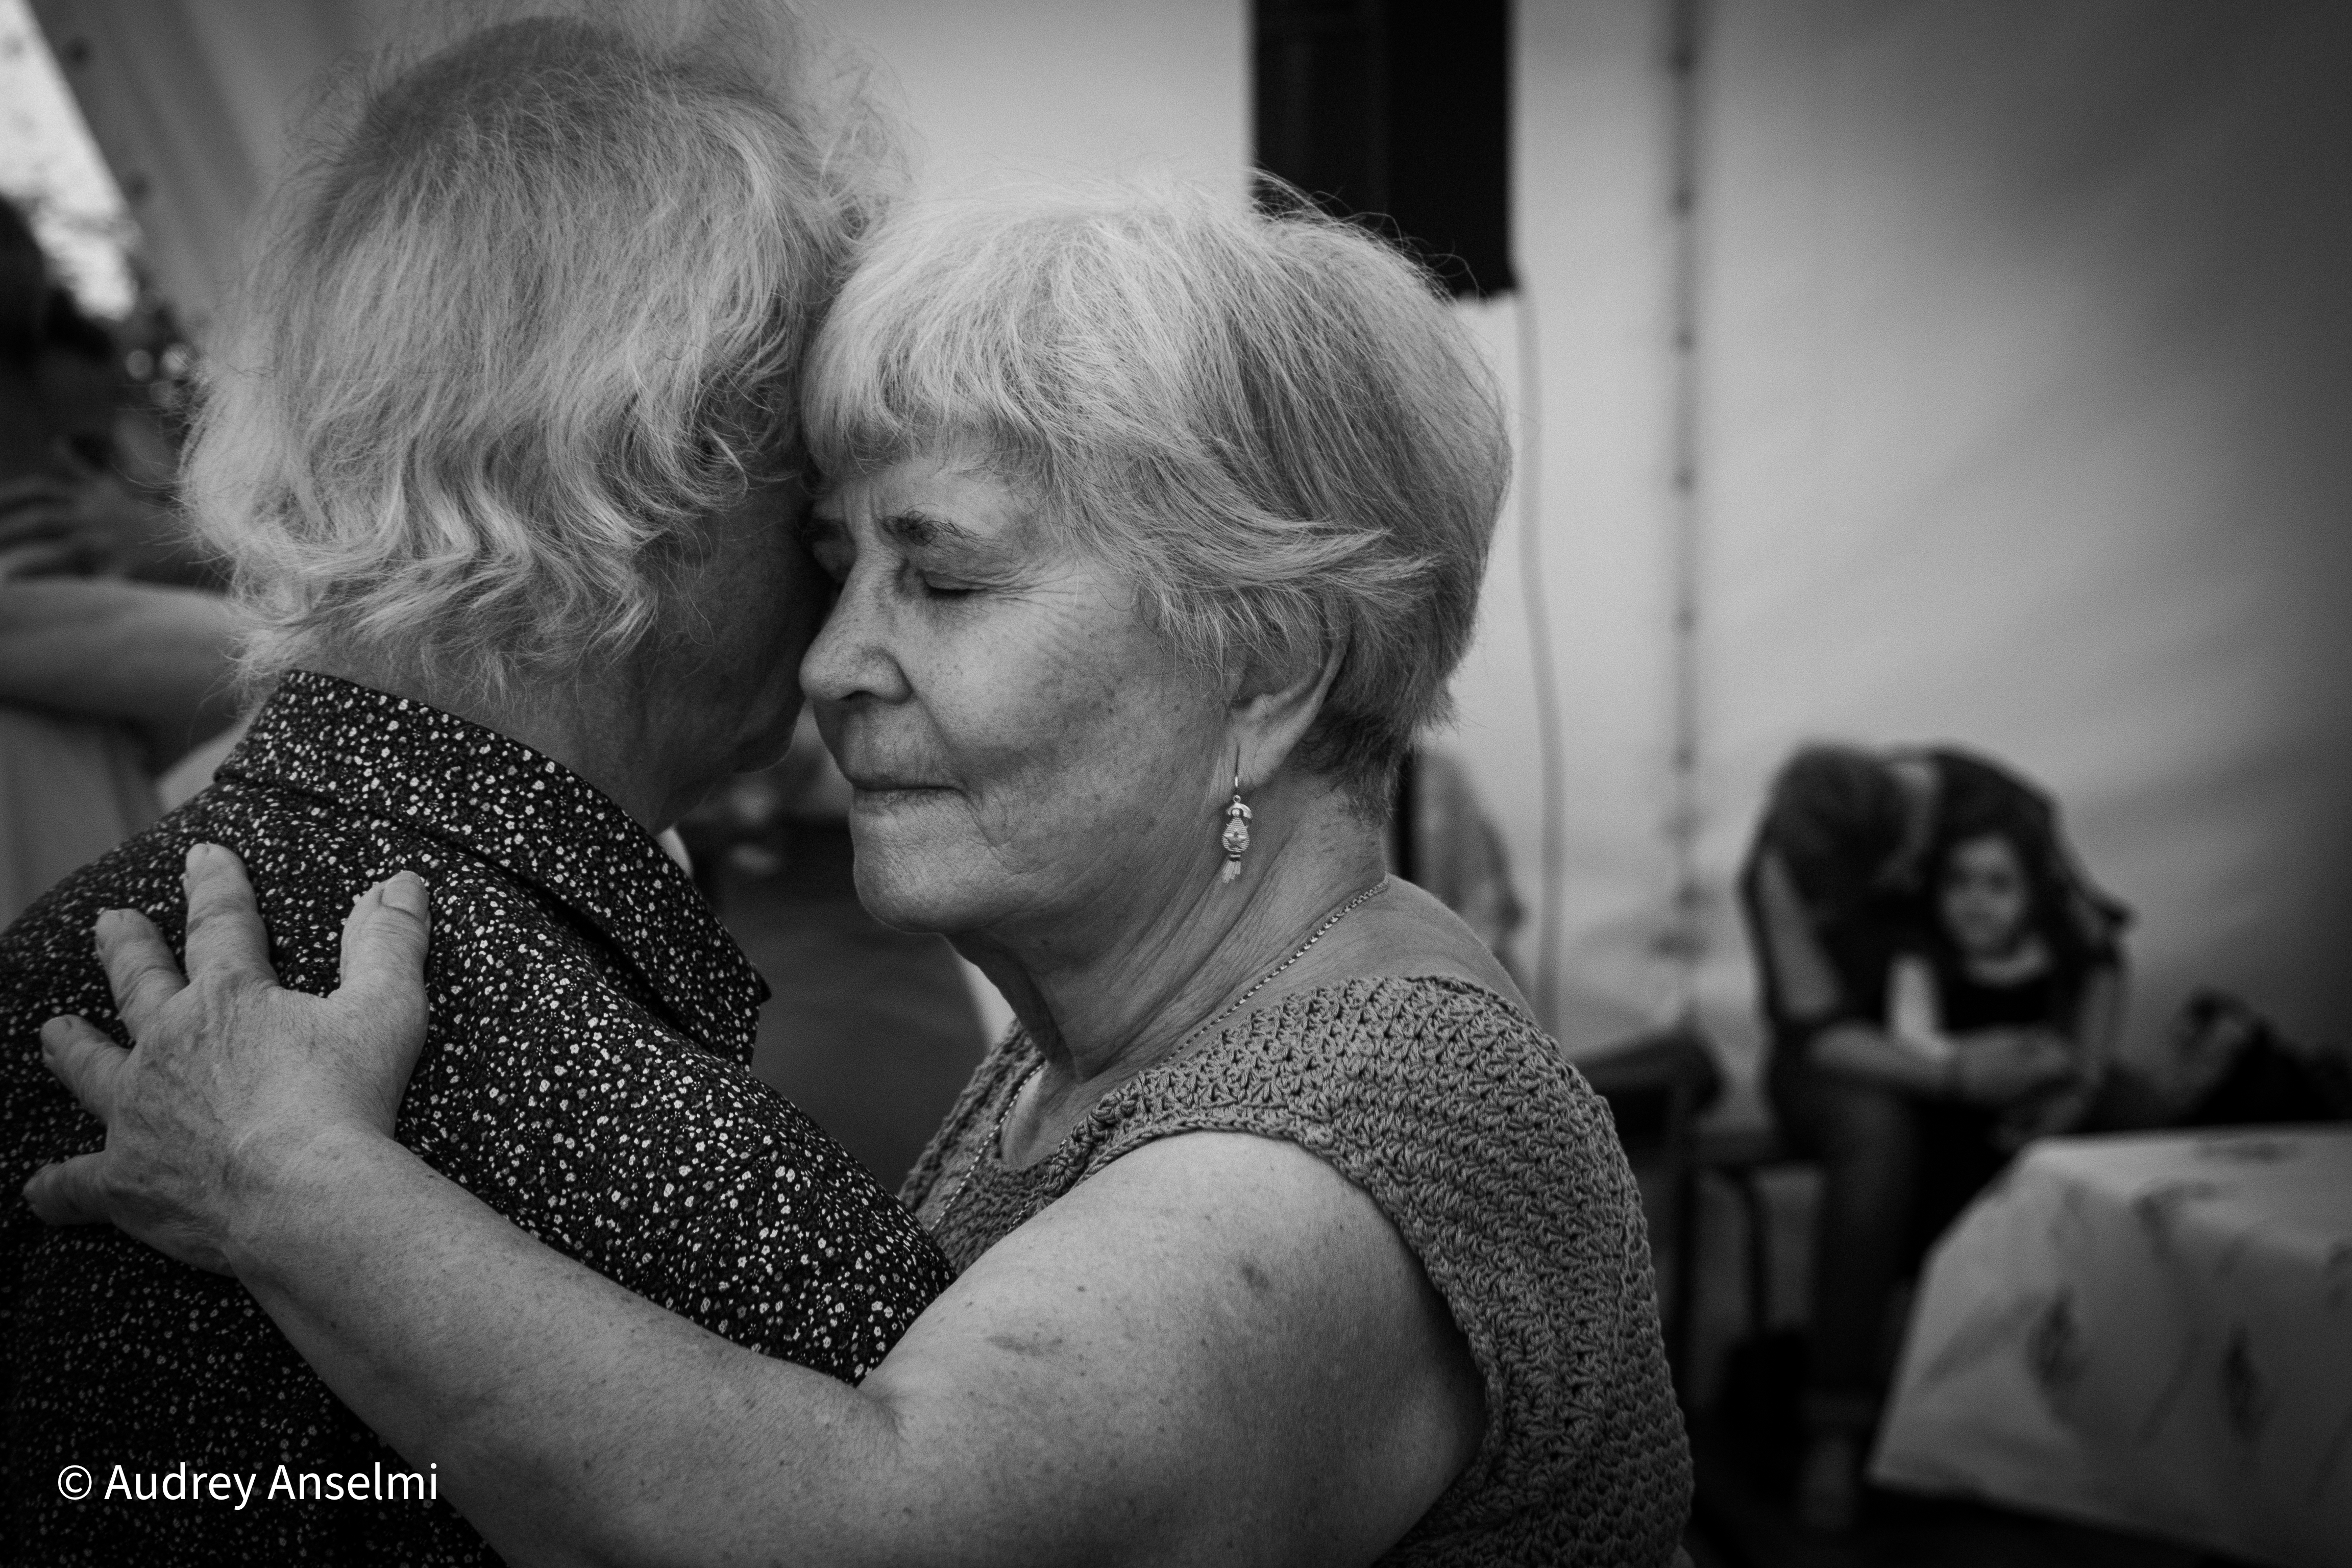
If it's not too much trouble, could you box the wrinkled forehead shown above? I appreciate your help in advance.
[802,360,1077,513]
[810,433,1045,519]
[806,440,1069,564]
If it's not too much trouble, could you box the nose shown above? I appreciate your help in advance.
[800,563,914,709]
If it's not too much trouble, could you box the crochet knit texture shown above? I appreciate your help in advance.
[901,974,1694,1566]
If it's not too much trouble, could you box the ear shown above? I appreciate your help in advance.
[1227,634,1343,792]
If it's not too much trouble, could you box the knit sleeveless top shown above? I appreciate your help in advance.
[899,975,1693,1566]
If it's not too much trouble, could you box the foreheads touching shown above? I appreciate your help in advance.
[186,5,898,700]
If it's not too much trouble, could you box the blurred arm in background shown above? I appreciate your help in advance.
[0,568,240,771]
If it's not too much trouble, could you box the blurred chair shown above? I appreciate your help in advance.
[1575,1025,1722,1392]
[1688,1123,1814,1356]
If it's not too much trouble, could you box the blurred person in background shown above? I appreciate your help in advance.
[1884,815,2125,1154]
[0,197,239,923]
[1739,743,2127,1531]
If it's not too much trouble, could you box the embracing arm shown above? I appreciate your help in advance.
[28,851,1479,1568]
[224,1131,1474,1567]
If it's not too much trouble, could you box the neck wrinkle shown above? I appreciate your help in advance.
[970,786,1387,1152]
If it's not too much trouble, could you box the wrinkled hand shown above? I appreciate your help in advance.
[23,843,432,1275]
[1950,1026,2079,1107]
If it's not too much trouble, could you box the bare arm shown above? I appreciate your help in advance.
[2070,963,2124,1065]
[1751,850,2077,1104]
[1750,849,1945,1094]
[1993,962,2125,1145]
[0,576,241,765]
[31,850,1480,1568]
[225,1129,1476,1568]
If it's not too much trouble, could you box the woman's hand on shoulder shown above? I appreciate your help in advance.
[24,843,433,1275]
[861,1131,1484,1567]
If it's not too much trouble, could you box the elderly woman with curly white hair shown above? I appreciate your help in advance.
[27,99,1695,1568]
[0,15,952,1564]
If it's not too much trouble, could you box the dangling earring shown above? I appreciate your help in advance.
[1219,750,1253,884]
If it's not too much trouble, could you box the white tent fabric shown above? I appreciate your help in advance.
[1468,1,2352,1095]
[33,0,2351,1097]
[26,0,375,333]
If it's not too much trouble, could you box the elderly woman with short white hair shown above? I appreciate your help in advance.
[33,182,1694,1564]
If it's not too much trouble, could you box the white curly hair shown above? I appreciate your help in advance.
[186,2,897,699]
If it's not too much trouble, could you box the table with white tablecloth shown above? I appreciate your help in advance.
[1873,1127,2352,1568]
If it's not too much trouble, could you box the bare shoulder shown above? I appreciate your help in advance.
[866,1130,1484,1566]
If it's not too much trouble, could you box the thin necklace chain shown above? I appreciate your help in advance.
[949,875,1393,1212]
[1182,875,1391,1048]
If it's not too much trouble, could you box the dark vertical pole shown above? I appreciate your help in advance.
[1660,0,1709,1015]
[1252,0,1514,298]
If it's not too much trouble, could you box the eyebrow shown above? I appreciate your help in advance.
[880,509,986,552]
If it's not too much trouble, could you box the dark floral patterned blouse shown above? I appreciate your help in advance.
[1,671,953,1565]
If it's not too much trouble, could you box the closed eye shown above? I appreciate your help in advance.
[908,566,978,600]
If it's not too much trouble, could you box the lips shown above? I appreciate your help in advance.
[840,772,953,793]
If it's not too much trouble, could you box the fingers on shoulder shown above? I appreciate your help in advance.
[179,843,280,983]
[22,1151,111,1225]
[91,904,190,1027]
[36,1014,130,1119]
[333,869,435,995]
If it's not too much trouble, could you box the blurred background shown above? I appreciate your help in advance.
[11,0,2347,1081]
[6,3,2348,1562]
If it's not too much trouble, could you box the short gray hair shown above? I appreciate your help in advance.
[802,180,1510,804]
[187,5,895,697]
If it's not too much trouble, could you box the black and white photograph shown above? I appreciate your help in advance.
[1,3,2346,1565]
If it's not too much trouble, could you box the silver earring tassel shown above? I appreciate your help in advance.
[1220,757,1252,883]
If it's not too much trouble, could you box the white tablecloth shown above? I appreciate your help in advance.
[1873,1128,2352,1567]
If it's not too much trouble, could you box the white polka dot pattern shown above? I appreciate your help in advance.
[2,671,953,1564]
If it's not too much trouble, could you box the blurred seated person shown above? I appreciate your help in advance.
[1738,743,2127,1530]
[0,199,239,921]
[1884,819,2119,1153]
